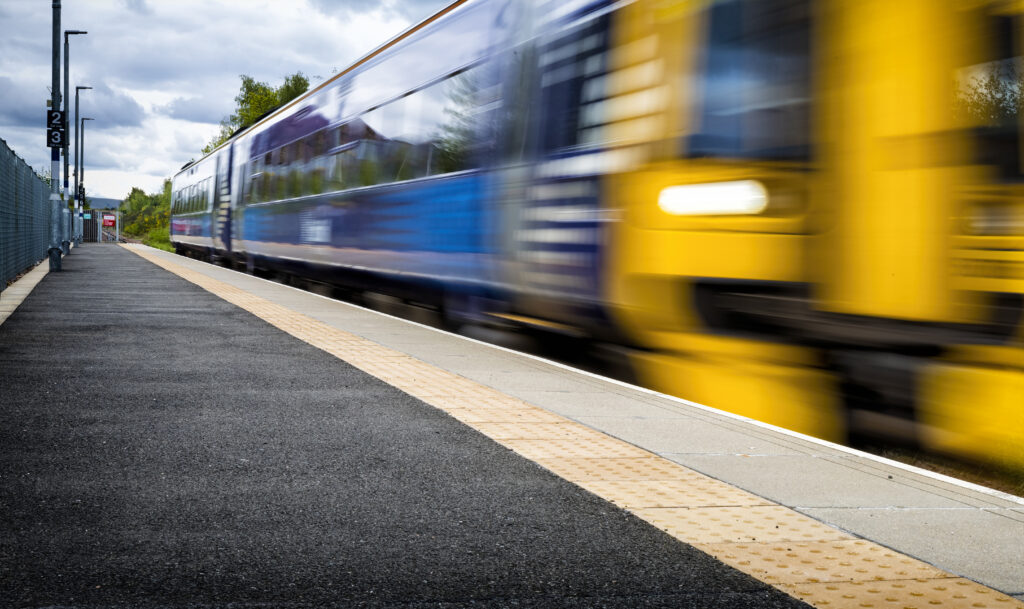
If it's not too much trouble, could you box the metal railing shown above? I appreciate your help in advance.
[1,138,53,293]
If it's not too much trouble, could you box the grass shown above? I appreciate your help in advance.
[142,226,174,252]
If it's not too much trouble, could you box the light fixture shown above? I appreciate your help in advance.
[657,180,769,216]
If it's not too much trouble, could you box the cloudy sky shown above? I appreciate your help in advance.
[0,0,448,200]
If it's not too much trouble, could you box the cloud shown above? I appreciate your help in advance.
[0,0,449,199]
[76,81,146,129]
[0,77,46,129]
[162,95,231,125]
[310,0,447,21]
[120,0,153,16]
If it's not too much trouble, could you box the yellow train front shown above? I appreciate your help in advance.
[586,0,1024,470]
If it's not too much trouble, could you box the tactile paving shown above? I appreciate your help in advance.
[504,437,654,460]
[427,395,538,411]
[779,578,1022,608]
[576,478,773,509]
[445,407,567,424]
[695,539,951,585]
[632,506,855,544]
[124,245,1024,609]
[533,456,697,481]
[472,422,586,440]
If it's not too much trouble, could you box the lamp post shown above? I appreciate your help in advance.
[49,0,62,270]
[74,85,91,245]
[80,117,93,239]
[62,29,86,253]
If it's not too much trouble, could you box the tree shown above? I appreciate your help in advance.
[202,72,310,155]
[35,166,52,187]
[276,72,309,108]
[121,179,171,240]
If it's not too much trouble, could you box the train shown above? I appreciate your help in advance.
[172,0,1024,472]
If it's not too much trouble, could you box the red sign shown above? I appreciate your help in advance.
[102,214,116,227]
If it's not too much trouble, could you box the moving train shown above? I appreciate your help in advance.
[172,0,1024,471]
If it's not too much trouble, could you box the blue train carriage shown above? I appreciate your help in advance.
[224,0,518,318]
[170,151,221,258]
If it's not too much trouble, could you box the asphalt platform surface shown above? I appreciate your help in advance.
[0,245,809,608]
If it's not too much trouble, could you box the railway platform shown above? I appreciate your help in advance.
[1,243,1022,609]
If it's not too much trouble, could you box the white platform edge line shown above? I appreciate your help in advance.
[132,244,1024,507]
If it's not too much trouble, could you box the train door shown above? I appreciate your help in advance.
[213,146,233,254]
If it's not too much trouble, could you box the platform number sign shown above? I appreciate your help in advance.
[46,110,66,148]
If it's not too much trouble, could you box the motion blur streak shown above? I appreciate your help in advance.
[171,0,1024,472]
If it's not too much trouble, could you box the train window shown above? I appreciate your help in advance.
[261,172,272,202]
[689,0,811,159]
[287,167,301,198]
[248,172,260,204]
[315,70,486,193]
[955,15,1021,179]
[536,14,611,153]
[313,131,327,157]
[275,167,287,200]
[310,157,326,195]
[300,138,313,164]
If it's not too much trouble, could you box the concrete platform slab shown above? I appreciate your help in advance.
[663,454,982,509]
[802,506,1024,595]
[575,415,817,457]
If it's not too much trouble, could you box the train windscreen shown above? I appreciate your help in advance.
[956,14,1023,180]
[688,0,811,161]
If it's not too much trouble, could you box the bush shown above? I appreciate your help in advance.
[143,226,173,252]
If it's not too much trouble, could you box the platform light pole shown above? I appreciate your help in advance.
[63,29,86,250]
[74,85,91,245]
[80,117,93,240]
[49,0,62,270]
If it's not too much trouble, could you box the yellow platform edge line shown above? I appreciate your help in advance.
[123,244,1024,609]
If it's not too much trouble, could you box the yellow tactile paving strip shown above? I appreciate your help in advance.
[124,244,1024,609]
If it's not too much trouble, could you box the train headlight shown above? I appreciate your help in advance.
[658,180,768,216]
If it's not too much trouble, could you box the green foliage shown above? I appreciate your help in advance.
[121,179,171,240]
[142,225,173,252]
[202,72,310,155]
[277,73,310,108]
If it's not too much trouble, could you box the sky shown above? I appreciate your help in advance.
[0,0,449,200]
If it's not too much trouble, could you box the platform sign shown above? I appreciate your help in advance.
[47,128,65,148]
[46,110,66,148]
[102,214,116,227]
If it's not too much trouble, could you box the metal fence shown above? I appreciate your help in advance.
[1,137,52,293]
